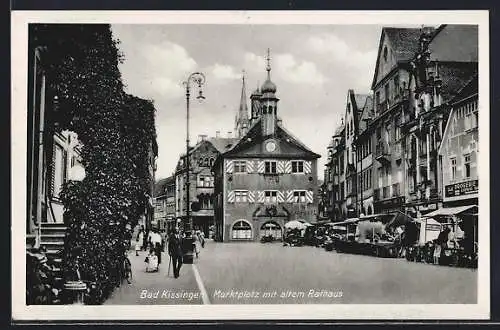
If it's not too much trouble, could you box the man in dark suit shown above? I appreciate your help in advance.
[168,228,183,278]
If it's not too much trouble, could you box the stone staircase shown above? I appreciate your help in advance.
[40,222,67,281]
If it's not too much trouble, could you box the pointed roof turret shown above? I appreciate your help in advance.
[251,81,262,97]
[238,71,249,120]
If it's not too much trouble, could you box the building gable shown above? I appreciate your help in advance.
[372,31,398,89]
[371,27,423,89]
[222,119,320,159]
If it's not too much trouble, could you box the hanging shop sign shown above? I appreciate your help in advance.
[445,180,478,198]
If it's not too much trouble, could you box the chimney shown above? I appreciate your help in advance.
[215,130,220,138]
[201,134,207,141]
[227,131,233,138]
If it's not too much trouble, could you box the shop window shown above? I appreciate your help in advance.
[234,160,246,173]
[291,161,304,173]
[265,161,277,174]
[231,220,252,240]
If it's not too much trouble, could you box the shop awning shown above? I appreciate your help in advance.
[424,205,476,217]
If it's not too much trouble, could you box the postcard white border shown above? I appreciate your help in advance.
[11,10,490,321]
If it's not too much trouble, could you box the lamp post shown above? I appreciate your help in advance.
[182,72,206,233]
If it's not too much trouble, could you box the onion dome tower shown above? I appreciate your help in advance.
[260,48,279,137]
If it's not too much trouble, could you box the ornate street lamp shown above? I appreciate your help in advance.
[182,72,206,233]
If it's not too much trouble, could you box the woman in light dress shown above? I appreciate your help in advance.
[135,228,144,256]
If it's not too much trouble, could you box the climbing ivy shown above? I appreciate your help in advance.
[31,24,157,304]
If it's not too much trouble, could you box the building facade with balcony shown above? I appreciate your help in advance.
[213,57,321,242]
[402,24,478,218]
[370,27,424,214]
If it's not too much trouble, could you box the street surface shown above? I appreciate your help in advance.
[105,240,477,305]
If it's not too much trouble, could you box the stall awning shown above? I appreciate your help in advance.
[424,205,476,217]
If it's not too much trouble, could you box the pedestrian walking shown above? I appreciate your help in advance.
[142,226,148,251]
[193,231,201,258]
[168,228,183,278]
[135,228,144,256]
[200,231,205,248]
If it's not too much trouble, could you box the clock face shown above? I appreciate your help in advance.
[265,141,277,152]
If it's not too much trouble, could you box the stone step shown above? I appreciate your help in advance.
[41,233,66,239]
[41,242,65,251]
[40,222,67,228]
[45,249,64,257]
[40,228,67,236]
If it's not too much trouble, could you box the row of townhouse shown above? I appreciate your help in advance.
[322,24,479,226]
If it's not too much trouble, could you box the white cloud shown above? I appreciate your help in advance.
[243,52,327,85]
[306,33,377,88]
[307,33,376,67]
[275,54,327,85]
[210,63,241,80]
[118,40,198,99]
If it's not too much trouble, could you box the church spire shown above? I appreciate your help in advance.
[235,70,249,138]
[239,70,249,118]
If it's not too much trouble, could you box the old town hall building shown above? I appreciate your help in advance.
[213,51,321,242]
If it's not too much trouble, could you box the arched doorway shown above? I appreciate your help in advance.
[260,221,282,240]
[231,220,252,240]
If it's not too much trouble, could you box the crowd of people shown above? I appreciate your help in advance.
[131,225,206,279]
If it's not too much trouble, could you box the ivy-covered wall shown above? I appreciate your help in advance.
[31,24,157,304]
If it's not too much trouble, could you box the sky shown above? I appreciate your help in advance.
[110,24,384,180]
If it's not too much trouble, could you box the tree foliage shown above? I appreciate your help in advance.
[31,24,157,304]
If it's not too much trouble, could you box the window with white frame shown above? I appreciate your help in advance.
[235,190,248,203]
[291,160,304,173]
[265,161,277,174]
[264,191,278,203]
[450,157,457,181]
[197,175,214,187]
[234,160,246,173]
[464,154,471,178]
[293,190,307,203]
